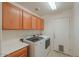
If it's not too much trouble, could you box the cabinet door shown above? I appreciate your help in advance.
[6,47,28,57]
[40,19,44,30]
[32,16,37,30]
[2,3,22,30]
[23,11,32,29]
[37,18,44,30]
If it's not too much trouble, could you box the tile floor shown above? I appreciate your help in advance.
[47,51,70,57]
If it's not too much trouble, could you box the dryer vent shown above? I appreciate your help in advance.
[59,45,64,52]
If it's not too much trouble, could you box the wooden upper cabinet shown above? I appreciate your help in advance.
[40,19,44,30]
[32,16,37,30]
[36,18,44,30]
[2,3,44,30]
[32,16,44,30]
[2,3,22,30]
[23,11,32,29]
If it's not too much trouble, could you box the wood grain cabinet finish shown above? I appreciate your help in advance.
[36,18,44,30]
[32,16,37,30]
[2,3,22,30]
[6,47,28,57]
[23,11,32,29]
[2,3,44,30]
[40,19,44,30]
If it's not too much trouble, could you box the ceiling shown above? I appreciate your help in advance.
[17,2,73,16]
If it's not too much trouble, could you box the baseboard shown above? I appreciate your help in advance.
[53,50,73,57]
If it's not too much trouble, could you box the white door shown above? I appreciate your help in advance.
[53,18,70,54]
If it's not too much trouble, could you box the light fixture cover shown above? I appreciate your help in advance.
[48,2,56,10]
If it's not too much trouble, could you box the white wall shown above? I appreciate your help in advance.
[0,2,2,56]
[72,2,79,57]
[42,9,73,56]
[2,30,42,42]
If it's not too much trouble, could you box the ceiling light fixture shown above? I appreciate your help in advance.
[48,2,56,10]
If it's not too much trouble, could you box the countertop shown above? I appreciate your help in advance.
[1,39,29,56]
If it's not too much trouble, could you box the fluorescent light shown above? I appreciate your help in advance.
[48,2,56,10]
